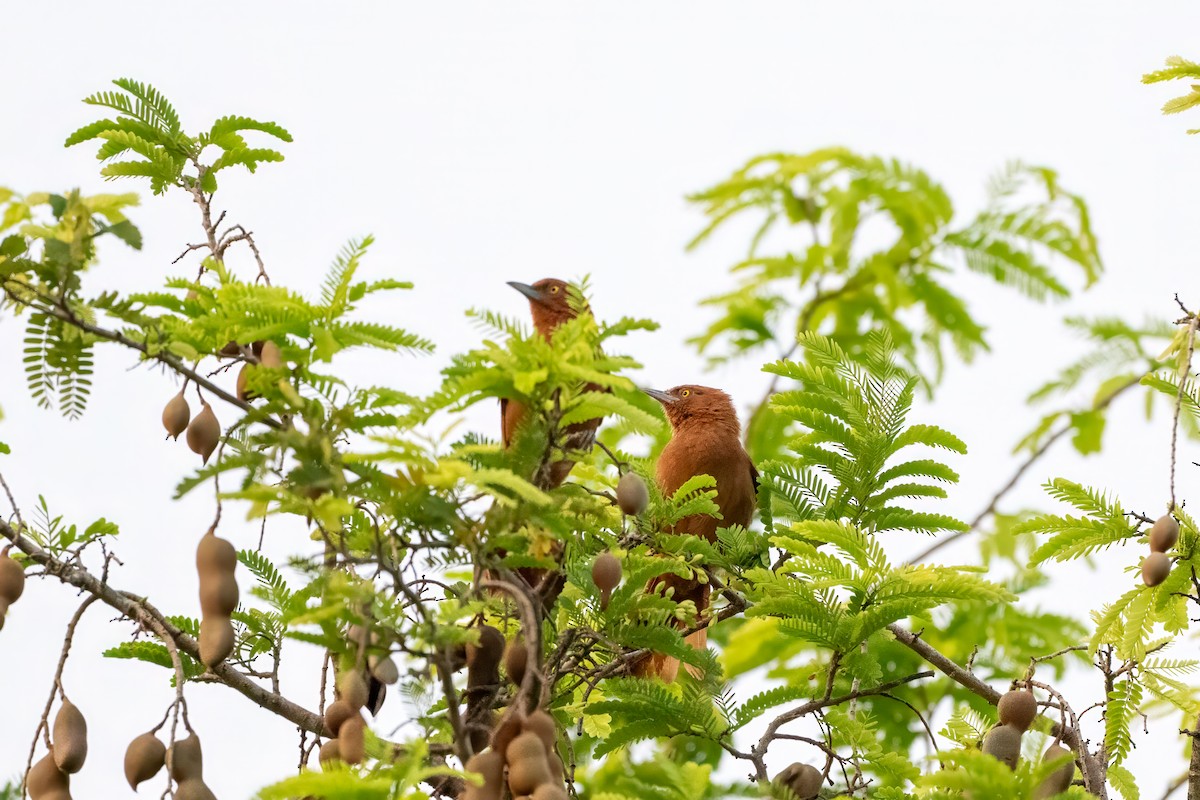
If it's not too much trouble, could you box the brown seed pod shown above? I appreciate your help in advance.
[338,670,369,710]
[218,341,242,357]
[997,689,1037,732]
[0,551,25,604]
[185,402,221,464]
[369,654,399,685]
[1033,743,1076,799]
[592,552,621,611]
[366,675,387,716]
[616,472,649,516]
[259,340,284,369]
[445,643,468,673]
[199,572,239,617]
[318,737,342,766]
[339,714,366,765]
[236,364,257,402]
[462,750,505,800]
[0,600,7,631]
[26,753,69,798]
[522,710,556,754]
[124,731,166,790]
[1142,551,1172,587]
[167,734,203,781]
[466,626,504,689]
[324,699,356,737]
[491,713,523,759]
[1149,514,1180,553]
[51,700,87,773]
[505,637,528,688]
[981,723,1022,769]
[174,779,218,800]
[774,763,822,799]
[196,533,238,576]
[252,340,266,357]
[199,617,236,668]
[505,732,552,795]
[162,391,191,440]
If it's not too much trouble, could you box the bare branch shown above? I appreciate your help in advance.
[0,518,323,734]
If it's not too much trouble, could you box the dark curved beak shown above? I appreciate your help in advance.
[643,388,677,405]
[507,281,543,303]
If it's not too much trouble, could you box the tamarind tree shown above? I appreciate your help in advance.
[1,59,1199,798]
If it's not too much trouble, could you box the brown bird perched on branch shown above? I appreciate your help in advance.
[502,278,604,604]
[503,278,603,489]
[637,384,757,682]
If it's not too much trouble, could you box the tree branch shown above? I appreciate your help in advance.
[0,519,322,734]
[1,279,279,429]
[888,623,1108,798]
[908,373,1145,565]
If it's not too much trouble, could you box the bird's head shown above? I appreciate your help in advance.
[508,278,580,334]
[643,385,741,433]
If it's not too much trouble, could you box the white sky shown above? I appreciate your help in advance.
[2,3,1199,797]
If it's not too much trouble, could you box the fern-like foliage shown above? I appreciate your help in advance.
[686,149,1100,394]
[66,78,291,194]
[736,333,1010,658]
[1144,55,1200,133]
[762,331,967,534]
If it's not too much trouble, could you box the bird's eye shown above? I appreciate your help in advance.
[680,389,690,397]
[549,286,559,294]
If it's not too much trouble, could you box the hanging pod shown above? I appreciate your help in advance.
[616,472,648,515]
[997,689,1037,732]
[185,402,220,464]
[51,700,88,773]
[162,391,191,439]
[124,731,166,790]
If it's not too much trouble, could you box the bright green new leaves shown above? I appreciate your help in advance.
[1019,480,1135,566]
[748,523,1011,651]
[1,190,142,418]
[116,236,430,367]
[1144,55,1200,132]
[687,149,1100,385]
[586,679,727,757]
[256,738,457,800]
[760,332,967,535]
[66,78,292,194]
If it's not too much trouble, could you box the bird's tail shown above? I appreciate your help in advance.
[655,627,708,683]
[632,580,710,682]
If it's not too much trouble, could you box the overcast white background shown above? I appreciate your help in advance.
[1,3,1198,797]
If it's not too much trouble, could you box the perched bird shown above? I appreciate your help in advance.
[637,385,757,682]
[503,278,602,489]
[501,279,604,604]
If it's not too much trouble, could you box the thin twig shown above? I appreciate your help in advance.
[1169,312,1198,512]
[910,373,1145,564]
[23,595,98,796]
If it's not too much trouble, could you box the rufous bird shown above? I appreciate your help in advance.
[637,384,757,682]
[503,278,603,489]
[501,278,604,604]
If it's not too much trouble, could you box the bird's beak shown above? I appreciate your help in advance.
[507,281,544,303]
[642,388,677,405]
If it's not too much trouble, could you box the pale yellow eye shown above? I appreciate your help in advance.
[549,286,559,293]
[680,389,690,397]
